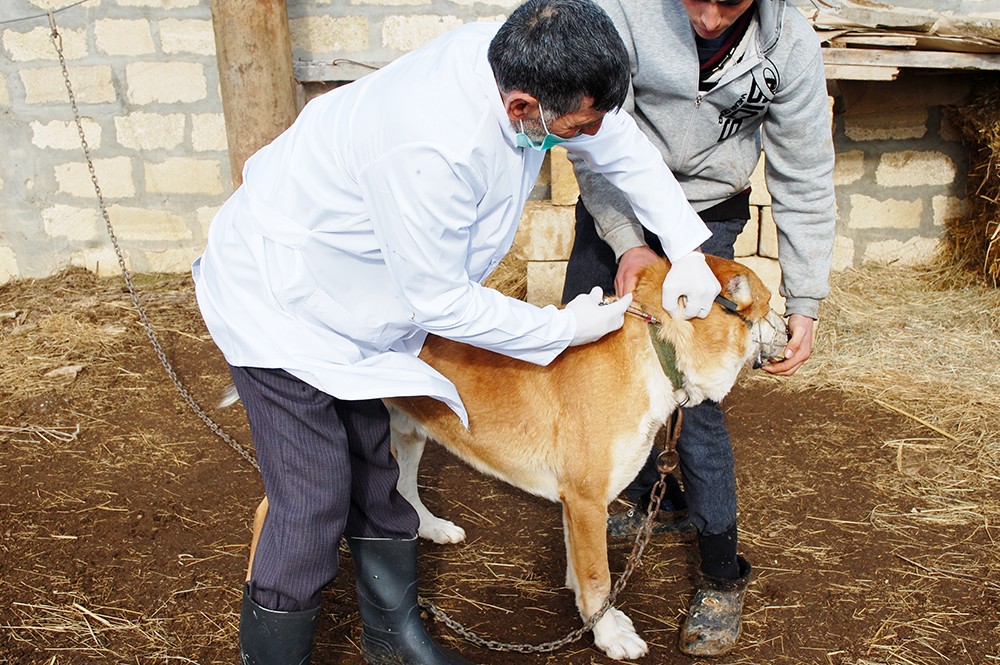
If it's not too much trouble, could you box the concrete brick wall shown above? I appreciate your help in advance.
[286,0,518,67]
[0,0,978,294]
[0,0,227,282]
[828,76,972,272]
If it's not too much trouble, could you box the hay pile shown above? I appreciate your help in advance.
[945,79,1000,286]
[484,254,528,301]
[750,261,1000,528]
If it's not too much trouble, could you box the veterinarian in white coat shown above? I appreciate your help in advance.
[193,1,717,662]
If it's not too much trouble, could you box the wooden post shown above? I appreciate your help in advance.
[209,0,297,188]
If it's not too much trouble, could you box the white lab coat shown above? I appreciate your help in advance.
[193,22,709,426]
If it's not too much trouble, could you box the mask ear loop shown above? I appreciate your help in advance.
[538,103,552,134]
[519,104,552,138]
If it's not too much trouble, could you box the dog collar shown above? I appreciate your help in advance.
[625,305,685,386]
[627,294,743,388]
[647,325,684,387]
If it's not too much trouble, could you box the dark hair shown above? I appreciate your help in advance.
[488,0,630,117]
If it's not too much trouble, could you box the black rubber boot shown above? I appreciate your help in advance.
[239,583,320,665]
[347,536,474,665]
[678,555,752,657]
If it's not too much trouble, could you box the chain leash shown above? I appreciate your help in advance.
[47,11,687,654]
[47,13,260,472]
[420,411,683,653]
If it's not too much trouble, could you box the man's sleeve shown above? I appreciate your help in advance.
[564,110,710,262]
[761,38,837,319]
[571,0,654,259]
[357,143,575,363]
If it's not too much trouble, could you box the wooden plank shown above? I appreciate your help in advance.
[829,35,918,48]
[210,0,298,187]
[825,64,899,80]
[294,59,385,83]
[822,47,1000,71]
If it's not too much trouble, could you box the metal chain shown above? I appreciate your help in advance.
[419,474,667,653]
[47,11,684,654]
[420,413,683,653]
[47,13,259,472]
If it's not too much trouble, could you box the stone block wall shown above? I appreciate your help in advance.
[0,0,982,296]
[286,0,520,68]
[0,0,228,282]
[829,75,972,271]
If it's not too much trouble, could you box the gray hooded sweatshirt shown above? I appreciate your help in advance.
[574,0,836,319]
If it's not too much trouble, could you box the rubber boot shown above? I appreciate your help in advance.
[678,555,752,657]
[239,583,320,665]
[347,536,474,665]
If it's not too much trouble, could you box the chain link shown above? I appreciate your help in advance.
[47,13,259,472]
[420,412,683,653]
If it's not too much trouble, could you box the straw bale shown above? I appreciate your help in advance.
[484,254,528,301]
[944,79,1000,286]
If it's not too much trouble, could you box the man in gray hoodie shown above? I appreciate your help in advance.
[561,0,836,657]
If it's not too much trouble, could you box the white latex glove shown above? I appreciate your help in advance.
[661,251,722,320]
[565,287,634,346]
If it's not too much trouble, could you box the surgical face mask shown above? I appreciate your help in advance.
[515,105,567,152]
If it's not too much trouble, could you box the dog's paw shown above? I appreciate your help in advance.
[592,607,648,661]
[418,517,466,544]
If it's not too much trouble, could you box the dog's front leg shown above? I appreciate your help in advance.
[389,412,466,544]
[561,491,648,661]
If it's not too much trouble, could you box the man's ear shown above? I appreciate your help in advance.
[503,90,539,122]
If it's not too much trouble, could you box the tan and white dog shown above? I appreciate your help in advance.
[247,255,786,660]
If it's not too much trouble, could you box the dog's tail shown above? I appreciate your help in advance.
[219,382,240,408]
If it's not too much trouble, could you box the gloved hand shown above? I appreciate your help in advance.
[565,287,633,346]
[662,251,721,320]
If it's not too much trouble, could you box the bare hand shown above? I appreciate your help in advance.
[762,314,815,376]
[614,246,660,297]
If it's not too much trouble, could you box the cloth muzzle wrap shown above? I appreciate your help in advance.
[751,314,790,369]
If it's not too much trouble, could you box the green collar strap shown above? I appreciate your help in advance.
[647,324,684,387]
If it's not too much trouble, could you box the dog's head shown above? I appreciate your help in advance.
[630,255,789,404]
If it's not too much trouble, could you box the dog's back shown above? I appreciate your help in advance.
[389,304,667,503]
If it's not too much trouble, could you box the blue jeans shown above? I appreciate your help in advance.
[562,200,747,577]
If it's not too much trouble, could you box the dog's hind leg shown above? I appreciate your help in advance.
[247,496,268,581]
[389,411,466,545]
[561,492,648,661]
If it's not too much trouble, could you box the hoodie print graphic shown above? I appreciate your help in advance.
[717,59,779,141]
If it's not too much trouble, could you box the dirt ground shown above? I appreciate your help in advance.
[1,269,997,664]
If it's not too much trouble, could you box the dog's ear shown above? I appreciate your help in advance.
[704,254,772,317]
[722,273,753,308]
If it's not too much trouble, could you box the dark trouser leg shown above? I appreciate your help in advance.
[677,400,739,578]
[561,199,617,304]
[231,365,418,612]
[230,366,419,663]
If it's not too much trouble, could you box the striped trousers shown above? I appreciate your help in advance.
[229,365,419,612]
